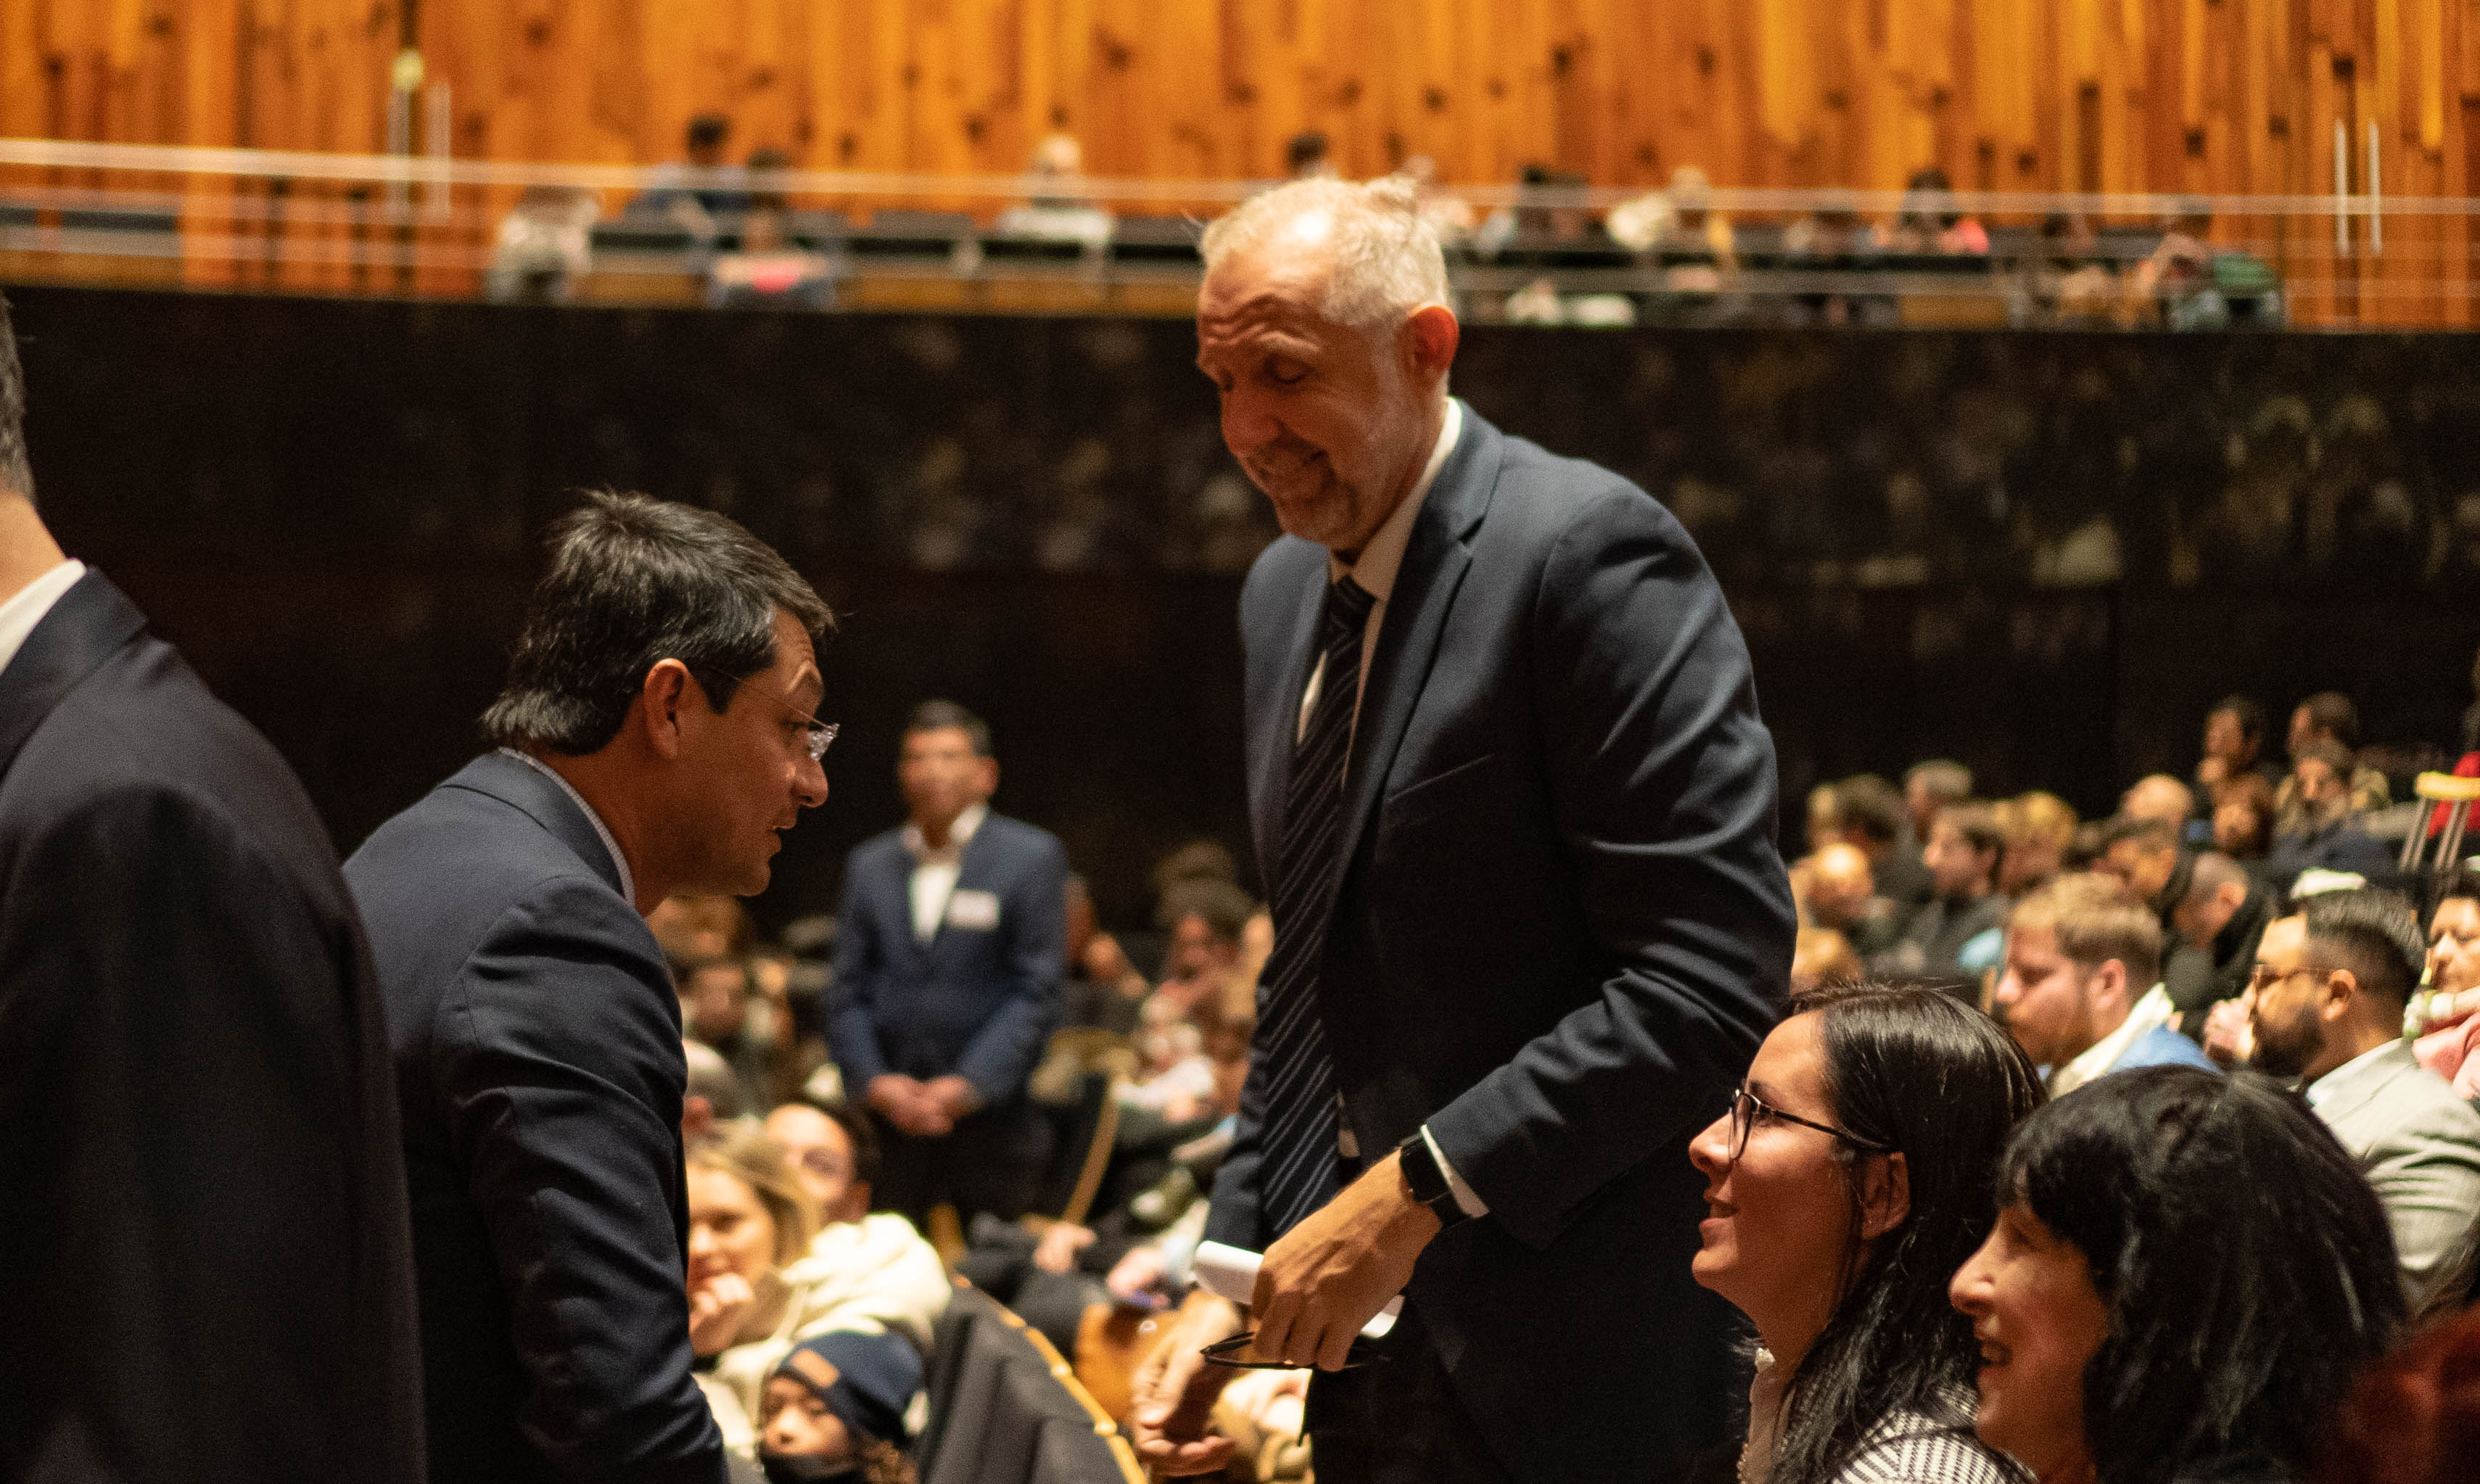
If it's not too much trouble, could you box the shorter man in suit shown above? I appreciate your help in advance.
[1993,873,2218,1097]
[827,701,1068,1228]
[2246,887,2480,1322]
[347,491,836,1484]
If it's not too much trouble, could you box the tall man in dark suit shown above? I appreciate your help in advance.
[826,700,1068,1227]
[0,294,424,1483]
[346,492,836,1484]
[1133,178,1795,1483]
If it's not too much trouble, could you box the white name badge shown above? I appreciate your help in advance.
[944,889,1001,931]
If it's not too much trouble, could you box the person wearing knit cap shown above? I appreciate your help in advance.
[757,1331,923,1484]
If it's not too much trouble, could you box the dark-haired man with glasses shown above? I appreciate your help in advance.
[346,490,835,1484]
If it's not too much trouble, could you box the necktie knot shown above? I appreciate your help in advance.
[1330,574,1375,628]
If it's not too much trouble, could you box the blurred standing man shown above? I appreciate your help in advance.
[826,701,1067,1227]
[346,492,834,1484]
[0,292,424,1481]
[1134,178,1795,1483]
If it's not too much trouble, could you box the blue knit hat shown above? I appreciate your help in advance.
[773,1330,922,1451]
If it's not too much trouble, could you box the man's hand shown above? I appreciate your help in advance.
[1032,1221,1097,1274]
[922,1073,982,1123]
[1129,1290,1244,1476]
[2202,992,2254,1068]
[688,1271,755,1356]
[1251,1151,1441,1371]
[1106,1245,1169,1305]
[865,1074,953,1137]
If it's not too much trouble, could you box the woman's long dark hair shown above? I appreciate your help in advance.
[1999,1066,2405,1484]
[1771,984,2046,1484]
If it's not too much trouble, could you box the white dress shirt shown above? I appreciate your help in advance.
[2304,1039,2401,1111]
[2046,983,2176,1097]
[1287,402,1487,1218]
[0,558,86,680]
[496,748,636,907]
[903,801,986,943]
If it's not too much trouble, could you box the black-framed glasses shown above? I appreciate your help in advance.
[1724,1082,1892,1162]
[691,667,838,764]
[1199,1332,1389,1372]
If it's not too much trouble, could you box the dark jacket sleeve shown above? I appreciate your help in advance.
[1425,482,1795,1250]
[824,846,892,1088]
[952,830,1069,1103]
[434,877,726,1484]
[2,783,423,1483]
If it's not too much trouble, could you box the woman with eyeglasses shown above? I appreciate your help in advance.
[1950,1066,2403,1484]
[1690,983,2044,1484]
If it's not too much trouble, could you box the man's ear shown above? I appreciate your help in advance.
[1404,303,1459,386]
[640,659,695,760]
[1859,1150,1911,1241]
[2320,968,2361,1023]
[2217,881,2249,915]
[976,756,1000,801]
[2091,957,2131,1011]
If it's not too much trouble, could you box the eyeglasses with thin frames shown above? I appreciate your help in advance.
[2245,962,2324,996]
[692,668,839,764]
[1723,1081,1893,1163]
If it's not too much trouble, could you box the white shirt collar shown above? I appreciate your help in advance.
[1326,398,1462,599]
[0,558,86,680]
[2048,984,2175,1097]
[2304,1038,2403,1110]
[903,800,987,862]
[496,748,637,907]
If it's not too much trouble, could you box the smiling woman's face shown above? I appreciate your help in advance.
[1948,1200,2111,1480]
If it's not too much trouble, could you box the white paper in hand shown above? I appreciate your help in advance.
[1191,1240,1401,1339]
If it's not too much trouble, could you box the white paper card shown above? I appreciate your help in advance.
[944,889,1000,931]
[1191,1240,1401,1339]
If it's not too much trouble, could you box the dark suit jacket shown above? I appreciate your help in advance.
[825,813,1068,1105]
[345,752,725,1484]
[1205,407,1795,1483]
[0,571,423,1484]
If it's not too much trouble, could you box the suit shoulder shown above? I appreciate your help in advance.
[2370,1065,2480,1150]
[846,827,913,870]
[978,812,1066,859]
[1480,435,1694,561]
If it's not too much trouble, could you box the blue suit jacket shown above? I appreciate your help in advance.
[2110,1023,2220,1077]
[825,812,1068,1105]
[1206,407,1796,1483]
[344,753,725,1484]
[0,572,424,1484]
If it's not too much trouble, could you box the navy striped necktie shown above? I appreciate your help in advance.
[1255,573,1377,1240]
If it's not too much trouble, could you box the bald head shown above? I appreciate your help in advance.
[1804,843,1876,930]
[2119,774,2195,828]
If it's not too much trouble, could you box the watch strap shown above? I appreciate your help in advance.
[1396,1131,1472,1228]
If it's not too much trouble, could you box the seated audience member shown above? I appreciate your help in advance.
[1993,875,2215,1095]
[1873,805,2009,978]
[2163,851,2274,1028]
[1840,773,1935,908]
[633,112,748,235]
[685,1037,751,1141]
[1062,873,1149,1034]
[1877,168,1988,255]
[1805,783,1849,856]
[2411,867,2480,1097]
[1799,841,1908,959]
[1904,760,1974,855]
[2277,691,2392,825]
[1952,1066,2405,1484]
[2317,1300,2480,1484]
[1791,928,1865,994]
[2265,739,2396,883]
[484,184,598,303]
[993,132,1113,247]
[761,1099,951,1348]
[2238,889,2480,1319]
[707,153,834,310]
[1996,792,2077,899]
[2194,694,2280,803]
[2092,817,2189,937]
[687,1128,946,1454]
[1689,984,2043,1484]
[2117,774,2196,833]
[757,1331,923,1484]
[1146,878,1256,1021]
[651,891,762,966]
[683,955,778,1112]
[2212,772,2277,862]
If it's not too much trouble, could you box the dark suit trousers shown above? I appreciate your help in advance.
[1304,1305,1515,1484]
[873,1100,1052,1227]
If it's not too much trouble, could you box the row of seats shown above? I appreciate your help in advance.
[918,1282,1145,1484]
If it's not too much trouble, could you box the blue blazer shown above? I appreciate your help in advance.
[345,752,725,1484]
[1206,407,1796,1483]
[0,572,424,1484]
[825,812,1068,1105]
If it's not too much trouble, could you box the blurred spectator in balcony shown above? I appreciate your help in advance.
[2130,199,2218,329]
[1996,791,2078,899]
[2014,212,2117,325]
[994,132,1112,250]
[2212,772,2278,864]
[1877,168,1987,255]
[1285,131,1335,181]
[1393,154,1475,244]
[1781,206,1880,326]
[1607,165,1739,313]
[706,149,834,310]
[635,112,748,236]
[2275,691,2392,828]
[484,185,598,304]
[2265,738,2397,883]
[2194,694,2279,807]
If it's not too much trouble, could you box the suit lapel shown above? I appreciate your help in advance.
[0,570,147,781]
[1332,413,1502,879]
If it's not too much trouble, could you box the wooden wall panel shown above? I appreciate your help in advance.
[5,0,2479,321]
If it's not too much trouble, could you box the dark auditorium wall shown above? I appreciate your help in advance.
[11,283,2479,929]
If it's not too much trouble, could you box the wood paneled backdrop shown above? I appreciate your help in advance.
[3,0,2479,321]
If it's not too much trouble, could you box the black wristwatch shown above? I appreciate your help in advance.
[1396,1131,1473,1229]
